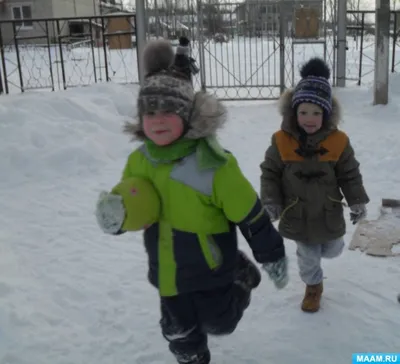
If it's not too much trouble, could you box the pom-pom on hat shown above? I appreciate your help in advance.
[292,57,332,117]
[137,39,194,124]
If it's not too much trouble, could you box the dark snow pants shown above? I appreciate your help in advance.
[159,283,251,364]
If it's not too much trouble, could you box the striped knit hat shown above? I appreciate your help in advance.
[137,39,194,125]
[292,58,332,118]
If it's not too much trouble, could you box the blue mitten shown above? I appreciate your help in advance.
[262,256,288,289]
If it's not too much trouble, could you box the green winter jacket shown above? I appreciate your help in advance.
[120,92,284,297]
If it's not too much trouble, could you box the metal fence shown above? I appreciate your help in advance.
[144,0,339,100]
[3,5,400,98]
[0,1,340,100]
[345,10,400,86]
[0,14,138,94]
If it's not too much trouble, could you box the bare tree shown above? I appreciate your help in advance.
[347,0,362,23]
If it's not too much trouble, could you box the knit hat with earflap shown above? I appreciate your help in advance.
[137,39,195,130]
[292,58,332,120]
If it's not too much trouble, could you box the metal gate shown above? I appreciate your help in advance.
[144,0,338,100]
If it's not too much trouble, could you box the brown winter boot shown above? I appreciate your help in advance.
[301,282,323,313]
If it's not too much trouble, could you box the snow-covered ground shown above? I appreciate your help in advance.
[0,76,399,364]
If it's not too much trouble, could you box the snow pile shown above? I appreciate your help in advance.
[0,80,399,364]
[0,84,138,186]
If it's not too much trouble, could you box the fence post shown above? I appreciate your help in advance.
[391,12,397,72]
[279,2,285,93]
[336,0,346,87]
[0,63,3,94]
[135,0,147,86]
[374,0,390,105]
[196,0,206,91]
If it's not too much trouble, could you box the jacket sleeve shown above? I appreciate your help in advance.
[121,157,132,180]
[335,138,370,206]
[212,154,285,264]
[110,150,142,235]
[260,135,284,206]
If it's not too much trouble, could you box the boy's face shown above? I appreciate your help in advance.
[296,102,323,134]
[142,111,184,146]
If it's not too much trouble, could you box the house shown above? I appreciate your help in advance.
[0,0,126,45]
[235,0,323,37]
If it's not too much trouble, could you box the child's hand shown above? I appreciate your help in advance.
[264,204,282,222]
[349,203,367,225]
[262,256,288,289]
[95,191,126,234]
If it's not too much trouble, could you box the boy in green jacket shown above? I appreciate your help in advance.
[96,39,287,364]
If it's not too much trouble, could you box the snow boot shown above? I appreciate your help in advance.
[235,250,262,291]
[301,282,323,313]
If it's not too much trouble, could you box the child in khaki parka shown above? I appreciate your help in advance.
[260,58,370,313]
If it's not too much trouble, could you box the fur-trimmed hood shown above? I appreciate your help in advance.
[124,91,227,141]
[279,89,342,137]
